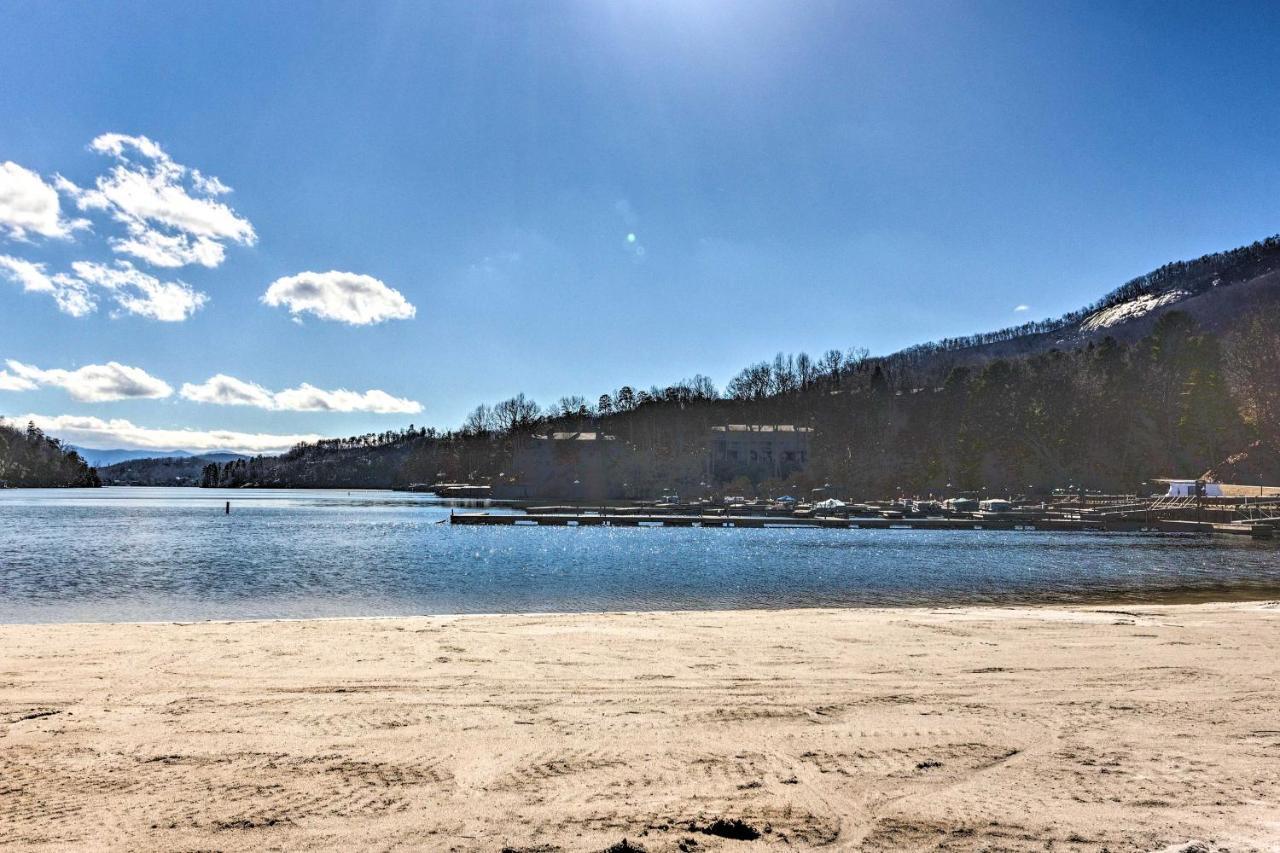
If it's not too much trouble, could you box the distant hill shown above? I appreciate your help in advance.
[197,452,249,464]
[96,452,250,486]
[887,235,1280,379]
[69,447,192,467]
[71,447,249,468]
[195,233,1280,497]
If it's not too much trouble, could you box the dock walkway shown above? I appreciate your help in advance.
[450,512,1274,537]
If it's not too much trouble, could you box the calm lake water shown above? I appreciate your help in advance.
[1,487,1278,623]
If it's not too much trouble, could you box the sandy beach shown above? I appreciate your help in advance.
[2,603,1278,852]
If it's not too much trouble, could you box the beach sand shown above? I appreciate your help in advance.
[2,603,1278,852]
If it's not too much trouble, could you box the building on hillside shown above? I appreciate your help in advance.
[709,424,811,481]
[500,431,622,501]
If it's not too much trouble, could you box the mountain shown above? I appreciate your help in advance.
[886,235,1280,377]
[198,452,250,464]
[96,453,250,486]
[197,234,1280,498]
[69,447,193,467]
[1,422,100,488]
[69,448,250,468]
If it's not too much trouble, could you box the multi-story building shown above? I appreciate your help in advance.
[503,431,622,500]
[709,424,811,480]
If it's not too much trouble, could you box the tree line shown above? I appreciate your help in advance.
[191,303,1276,499]
[0,420,100,488]
[189,233,1280,497]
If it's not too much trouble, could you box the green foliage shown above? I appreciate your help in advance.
[0,421,100,488]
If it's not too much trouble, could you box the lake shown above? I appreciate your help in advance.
[1,487,1278,623]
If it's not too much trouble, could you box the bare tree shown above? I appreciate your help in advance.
[687,374,719,400]
[771,352,798,394]
[796,352,814,388]
[819,349,844,383]
[462,404,496,435]
[556,395,587,418]
[492,393,541,433]
[727,362,773,400]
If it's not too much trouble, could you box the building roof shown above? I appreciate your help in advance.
[711,424,813,433]
[534,431,615,441]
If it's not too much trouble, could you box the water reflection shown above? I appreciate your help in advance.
[1,487,1277,623]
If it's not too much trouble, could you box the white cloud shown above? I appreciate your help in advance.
[0,161,88,240]
[0,369,38,391]
[4,359,173,402]
[0,254,206,321]
[0,254,95,317]
[59,133,255,268]
[262,271,416,325]
[191,170,230,195]
[271,383,422,414]
[181,374,423,414]
[71,260,207,321]
[109,227,228,269]
[179,374,275,409]
[1014,304,1030,312]
[89,133,169,161]
[7,413,323,456]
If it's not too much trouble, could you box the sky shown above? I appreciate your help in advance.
[1,0,1279,453]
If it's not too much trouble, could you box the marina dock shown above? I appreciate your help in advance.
[449,512,1273,537]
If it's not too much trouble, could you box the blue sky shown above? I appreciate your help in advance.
[1,0,1278,452]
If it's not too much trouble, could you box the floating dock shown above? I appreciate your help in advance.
[449,512,1273,537]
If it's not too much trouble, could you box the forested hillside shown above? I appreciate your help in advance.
[885,235,1280,377]
[0,421,101,488]
[199,438,415,489]
[97,454,247,486]
[197,236,1280,498]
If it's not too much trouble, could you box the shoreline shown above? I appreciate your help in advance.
[4,602,1278,850]
[5,588,1280,627]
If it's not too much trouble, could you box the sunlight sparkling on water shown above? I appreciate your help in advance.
[1,487,1278,623]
